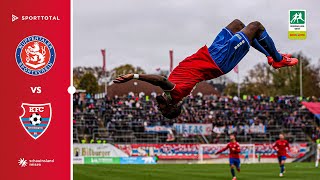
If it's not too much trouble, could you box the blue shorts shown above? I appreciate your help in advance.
[278,156,287,163]
[229,158,241,169]
[208,28,250,74]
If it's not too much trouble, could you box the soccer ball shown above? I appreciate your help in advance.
[29,113,42,125]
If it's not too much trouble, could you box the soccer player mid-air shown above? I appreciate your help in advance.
[273,133,291,177]
[114,19,299,119]
[215,134,241,180]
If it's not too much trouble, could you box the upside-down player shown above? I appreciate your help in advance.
[114,19,299,119]
[215,134,241,180]
[273,133,291,177]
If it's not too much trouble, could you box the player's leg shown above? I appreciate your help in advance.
[223,19,270,58]
[283,156,287,173]
[209,19,243,50]
[241,21,298,68]
[229,158,237,179]
[252,39,270,57]
[208,20,251,74]
[241,21,281,60]
[279,157,286,177]
[225,19,245,34]
[230,164,237,179]
[280,160,285,173]
[252,38,273,65]
[235,158,241,172]
[277,156,283,176]
[282,160,286,173]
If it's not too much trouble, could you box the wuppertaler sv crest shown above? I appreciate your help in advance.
[15,35,55,76]
[20,103,52,140]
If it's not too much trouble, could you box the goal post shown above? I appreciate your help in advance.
[198,144,256,164]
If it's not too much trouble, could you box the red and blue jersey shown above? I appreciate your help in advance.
[273,140,290,157]
[167,46,224,104]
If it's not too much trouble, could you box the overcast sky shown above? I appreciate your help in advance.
[74,0,319,82]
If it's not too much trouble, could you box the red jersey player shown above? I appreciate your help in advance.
[114,19,298,119]
[215,134,241,180]
[273,133,290,177]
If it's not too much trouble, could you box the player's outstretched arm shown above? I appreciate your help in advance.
[113,73,175,90]
[272,143,279,151]
[215,145,229,155]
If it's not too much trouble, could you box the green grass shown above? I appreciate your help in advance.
[74,163,319,180]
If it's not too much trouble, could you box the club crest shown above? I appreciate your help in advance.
[15,35,55,76]
[19,103,52,140]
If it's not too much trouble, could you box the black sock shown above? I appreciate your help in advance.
[231,168,235,177]
[252,39,270,57]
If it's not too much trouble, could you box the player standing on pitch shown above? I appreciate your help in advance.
[114,19,299,119]
[243,147,250,163]
[272,133,290,177]
[215,134,241,180]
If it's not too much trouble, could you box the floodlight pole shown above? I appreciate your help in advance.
[101,49,107,96]
[169,49,173,72]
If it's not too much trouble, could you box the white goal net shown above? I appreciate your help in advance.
[198,144,256,164]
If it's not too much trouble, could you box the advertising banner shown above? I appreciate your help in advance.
[116,143,308,160]
[213,125,266,134]
[82,157,156,164]
[120,157,156,164]
[116,144,200,159]
[173,123,212,135]
[84,157,120,164]
[73,157,84,164]
[73,144,129,157]
[144,126,172,133]
[249,125,266,134]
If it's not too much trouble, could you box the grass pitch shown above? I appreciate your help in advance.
[74,163,319,180]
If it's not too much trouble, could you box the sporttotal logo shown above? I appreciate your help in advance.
[21,15,60,21]
[288,10,306,40]
[15,35,55,76]
[10,14,60,22]
[12,14,19,22]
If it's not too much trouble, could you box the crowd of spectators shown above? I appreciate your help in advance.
[312,127,320,141]
[73,92,319,143]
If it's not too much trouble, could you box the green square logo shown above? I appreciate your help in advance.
[290,10,305,24]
